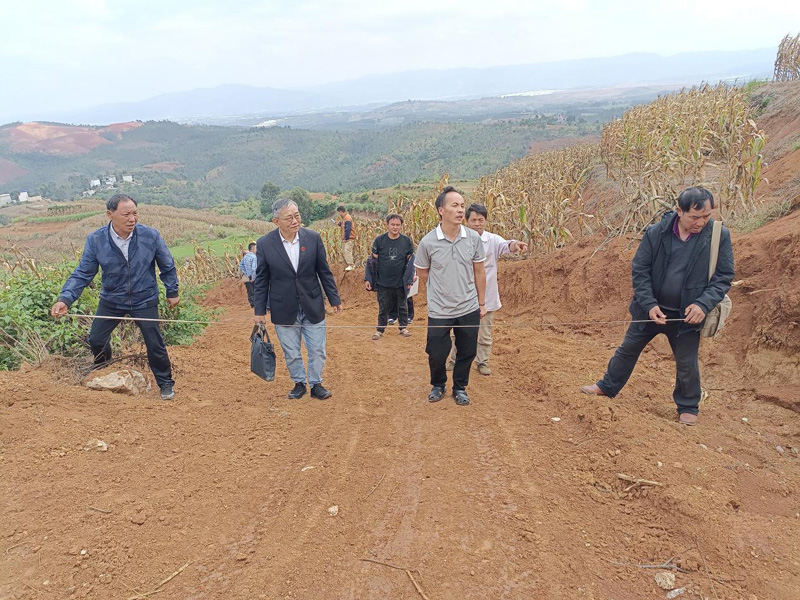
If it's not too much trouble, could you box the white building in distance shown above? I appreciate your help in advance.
[18,191,29,203]
[0,193,11,206]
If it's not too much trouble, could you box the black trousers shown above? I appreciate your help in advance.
[244,281,255,308]
[88,300,174,390]
[426,309,480,391]
[376,285,408,332]
[597,315,701,415]
[391,296,414,324]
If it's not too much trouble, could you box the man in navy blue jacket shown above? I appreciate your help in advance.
[51,194,180,400]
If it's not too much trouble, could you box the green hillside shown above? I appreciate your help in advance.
[1,119,598,208]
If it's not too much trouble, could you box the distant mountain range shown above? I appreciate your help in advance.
[35,48,774,126]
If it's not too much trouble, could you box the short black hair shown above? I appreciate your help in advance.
[248,242,256,251]
[435,186,462,211]
[106,193,137,211]
[466,203,488,220]
[337,205,346,212]
[677,187,714,212]
[385,213,403,224]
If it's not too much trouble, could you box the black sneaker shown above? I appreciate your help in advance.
[387,318,397,325]
[310,383,332,400]
[160,385,175,400]
[428,386,445,402]
[453,389,470,406]
[288,383,307,399]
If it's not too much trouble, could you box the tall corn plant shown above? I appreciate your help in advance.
[774,32,800,82]
[601,83,767,234]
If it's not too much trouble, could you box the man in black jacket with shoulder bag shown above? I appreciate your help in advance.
[581,187,734,426]
[253,198,342,400]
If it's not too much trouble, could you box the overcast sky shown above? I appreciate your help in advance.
[2,0,799,122]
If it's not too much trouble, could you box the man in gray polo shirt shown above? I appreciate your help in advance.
[415,186,487,406]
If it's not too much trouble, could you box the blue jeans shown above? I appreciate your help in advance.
[274,316,327,385]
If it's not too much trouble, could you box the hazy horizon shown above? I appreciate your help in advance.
[2,0,798,122]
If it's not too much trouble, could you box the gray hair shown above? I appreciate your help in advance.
[272,198,298,218]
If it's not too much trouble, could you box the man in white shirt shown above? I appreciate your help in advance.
[448,203,528,375]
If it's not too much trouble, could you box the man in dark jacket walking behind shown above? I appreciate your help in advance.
[50,194,180,400]
[365,213,415,340]
[580,187,734,425]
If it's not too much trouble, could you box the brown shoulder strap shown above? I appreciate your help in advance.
[708,220,722,282]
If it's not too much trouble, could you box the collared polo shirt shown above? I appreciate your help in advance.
[415,224,486,318]
[109,222,133,261]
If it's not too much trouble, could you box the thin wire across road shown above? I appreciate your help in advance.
[59,313,690,329]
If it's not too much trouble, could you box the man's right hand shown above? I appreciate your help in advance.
[254,315,266,325]
[50,301,68,318]
[365,281,372,291]
[648,306,667,325]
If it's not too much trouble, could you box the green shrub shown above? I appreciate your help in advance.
[0,262,214,371]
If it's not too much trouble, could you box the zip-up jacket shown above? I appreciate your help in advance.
[629,211,734,334]
[58,223,179,311]
[364,253,415,291]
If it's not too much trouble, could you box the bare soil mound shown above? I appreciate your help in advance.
[0,122,142,156]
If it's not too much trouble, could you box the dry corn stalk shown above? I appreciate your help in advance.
[601,83,766,234]
[774,32,800,82]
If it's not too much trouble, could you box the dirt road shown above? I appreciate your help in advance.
[2,276,799,599]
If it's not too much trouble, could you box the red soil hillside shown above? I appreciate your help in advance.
[0,158,28,185]
[0,121,142,156]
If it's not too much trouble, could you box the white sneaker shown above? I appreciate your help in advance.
[344,266,355,271]
[387,318,397,325]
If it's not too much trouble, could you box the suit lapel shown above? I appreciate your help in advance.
[272,230,295,273]
[296,228,307,272]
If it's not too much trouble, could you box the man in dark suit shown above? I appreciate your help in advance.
[253,198,342,400]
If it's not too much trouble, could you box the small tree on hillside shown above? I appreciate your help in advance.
[260,181,281,217]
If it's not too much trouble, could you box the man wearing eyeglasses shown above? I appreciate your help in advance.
[253,197,342,400]
[414,186,487,406]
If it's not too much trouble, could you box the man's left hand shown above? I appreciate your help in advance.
[479,305,488,319]
[684,303,706,324]
[333,304,343,314]
[167,296,180,309]
[512,241,529,253]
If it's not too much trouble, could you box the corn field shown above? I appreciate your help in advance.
[601,83,766,234]
[774,32,800,82]
[472,146,600,251]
